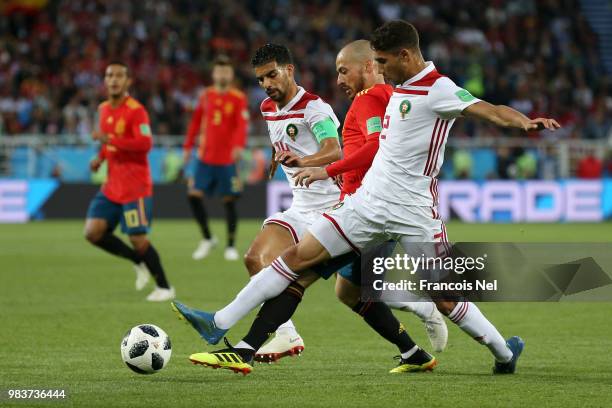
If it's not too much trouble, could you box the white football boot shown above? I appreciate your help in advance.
[224,247,239,261]
[146,286,176,302]
[254,331,305,363]
[422,307,448,352]
[192,236,218,260]
[133,262,150,291]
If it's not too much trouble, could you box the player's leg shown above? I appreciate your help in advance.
[188,161,217,260]
[84,192,146,289]
[230,272,319,361]
[216,232,331,329]
[172,231,332,345]
[397,208,522,373]
[121,197,174,301]
[334,273,435,372]
[220,163,242,260]
[243,222,303,359]
[334,256,447,352]
[171,195,363,343]
[434,299,522,373]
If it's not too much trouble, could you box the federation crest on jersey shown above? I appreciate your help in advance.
[399,100,411,119]
[286,124,298,140]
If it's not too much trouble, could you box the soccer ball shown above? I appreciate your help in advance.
[120,324,172,374]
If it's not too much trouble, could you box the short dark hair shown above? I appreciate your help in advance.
[107,61,131,76]
[213,54,232,67]
[370,20,420,52]
[251,43,293,67]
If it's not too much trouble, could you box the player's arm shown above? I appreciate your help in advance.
[106,108,153,152]
[183,101,204,164]
[90,142,106,172]
[231,95,249,161]
[276,116,341,167]
[462,101,560,132]
[294,94,384,187]
[91,106,107,171]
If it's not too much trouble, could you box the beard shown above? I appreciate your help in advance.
[266,88,285,102]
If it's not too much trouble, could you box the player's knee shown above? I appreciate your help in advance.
[84,228,104,244]
[281,245,301,269]
[243,250,263,276]
[128,235,148,252]
[435,300,457,316]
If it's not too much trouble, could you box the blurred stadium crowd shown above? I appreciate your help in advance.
[0,0,611,178]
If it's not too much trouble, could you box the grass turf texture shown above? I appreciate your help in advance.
[1,220,611,408]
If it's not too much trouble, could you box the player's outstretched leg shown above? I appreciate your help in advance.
[174,234,331,345]
[130,235,174,302]
[352,300,437,373]
[336,262,448,352]
[187,281,307,369]
[243,223,307,360]
[171,258,297,344]
[336,275,438,374]
[437,300,524,374]
[188,191,217,260]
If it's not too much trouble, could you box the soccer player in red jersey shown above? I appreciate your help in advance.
[85,62,174,302]
[183,56,249,261]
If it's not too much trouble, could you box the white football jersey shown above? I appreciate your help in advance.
[361,62,480,206]
[261,86,341,210]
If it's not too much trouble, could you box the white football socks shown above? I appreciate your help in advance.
[449,302,512,363]
[385,300,435,321]
[214,257,296,330]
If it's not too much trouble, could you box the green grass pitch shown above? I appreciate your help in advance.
[1,220,611,407]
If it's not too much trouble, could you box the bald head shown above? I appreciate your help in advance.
[336,40,384,100]
[337,40,375,64]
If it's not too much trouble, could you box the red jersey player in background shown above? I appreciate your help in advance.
[183,56,249,261]
[85,62,174,302]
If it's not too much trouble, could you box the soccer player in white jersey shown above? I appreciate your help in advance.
[173,43,441,374]
[235,43,343,360]
[171,22,561,375]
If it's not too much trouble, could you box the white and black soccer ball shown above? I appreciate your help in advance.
[120,324,172,374]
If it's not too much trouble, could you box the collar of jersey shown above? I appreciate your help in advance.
[277,86,306,112]
[399,61,436,87]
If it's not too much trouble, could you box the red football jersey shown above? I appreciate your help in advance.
[326,83,392,197]
[183,87,249,165]
[98,96,153,204]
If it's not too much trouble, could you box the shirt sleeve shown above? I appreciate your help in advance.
[353,93,387,140]
[232,95,249,149]
[304,99,340,142]
[427,77,481,119]
[184,99,204,151]
[325,137,379,177]
[325,93,385,177]
[108,107,153,153]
